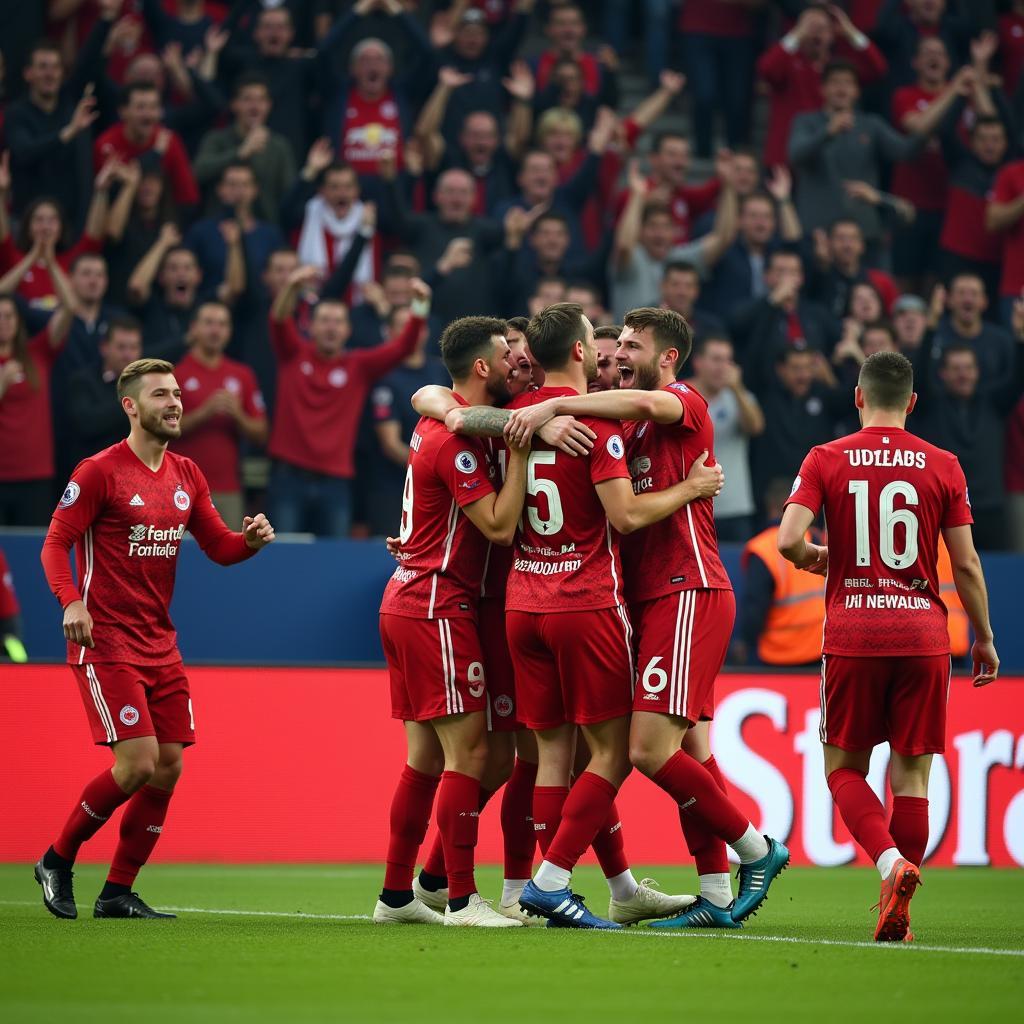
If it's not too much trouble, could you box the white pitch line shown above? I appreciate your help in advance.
[1,899,1020,957]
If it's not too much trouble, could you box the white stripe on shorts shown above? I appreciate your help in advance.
[86,664,117,743]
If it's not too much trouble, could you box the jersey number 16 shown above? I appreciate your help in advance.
[848,478,919,570]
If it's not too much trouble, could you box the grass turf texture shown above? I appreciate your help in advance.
[1,864,1021,1023]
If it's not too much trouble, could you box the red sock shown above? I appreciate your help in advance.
[501,759,537,879]
[653,750,749,845]
[546,772,619,872]
[889,795,929,866]
[532,785,569,857]
[590,799,629,879]
[383,765,440,891]
[421,788,494,881]
[106,784,173,886]
[827,768,895,863]
[678,755,730,875]
[53,769,131,862]
[436,771,480,900]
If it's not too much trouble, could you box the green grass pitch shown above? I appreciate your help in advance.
[1,864,1021,1023]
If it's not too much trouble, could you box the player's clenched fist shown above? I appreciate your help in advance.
[63,600,95,649]
[686,450,724,498]
[243,513,276,550]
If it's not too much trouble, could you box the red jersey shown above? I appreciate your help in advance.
[93,123,199,207]
[0,326,62,481]
[0,235,103,309]
[267,312,421,478]
[41,441,255,666]
[0,547,19,619]
[379,401,495,621]
[480,436,513,602]
[679,0,755,36]
[505,386,631,614]
[993,160,1024,297]
[172,352,265,492]
[891,86,950,211]
[786,427,973,658]
[621,382,731,604]
[999,14,1024,95]
[341,91,403,177]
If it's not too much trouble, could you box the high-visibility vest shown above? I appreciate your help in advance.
[742,526,826,666]
[937,539,969,657]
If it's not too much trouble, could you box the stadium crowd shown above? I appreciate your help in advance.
[0,0,1023,552]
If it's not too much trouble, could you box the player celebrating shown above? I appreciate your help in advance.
[376,316,532,928]
[778,351,998,942]
[36,359,275,920]
[505,308,790,928]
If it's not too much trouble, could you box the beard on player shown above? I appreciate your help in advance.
[486,360,515,406]
[617,350,660,391]
[582,340,599,385]
[137,391,183,442]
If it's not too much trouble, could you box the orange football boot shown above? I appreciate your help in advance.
[873,859,921,942]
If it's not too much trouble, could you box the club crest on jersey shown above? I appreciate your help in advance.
[607,434,625,459]
[119,705,140,726]
[630,456,651,476]
[455,451,478,474]
[493,694,514,718]
[790,475,801,496]
[328,367,349,389]
[129,524,147,542]
[59,482,80,507]
[174,487,191,511]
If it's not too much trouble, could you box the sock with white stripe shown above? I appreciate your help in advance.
[533,860,571,892]
[699,873,734,908]
[731,825,770,864]
[52,769,132,862]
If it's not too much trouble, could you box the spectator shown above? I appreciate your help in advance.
[193,72,297,224]
[610,158,737,321]
[589,323,621,393]
[61,252,120,372]
[788,60,931,254]
[414,64,534,214]
[933,275,1015,380]
[874,0,981,90]
[0,277,75,526]
[705,169,803,318]
[888,37,974,293]
[139,0,219,57]
[687,335,764,543]
[678,0,759,158]
[911,331,1024,551]
[93,82,200,208]
[731,248,839,360]
[892,292,930,351]
[567,281,610,330]
[658,260,726,344]
[66,314,143,467]
[986,145,1024,326]
[0,545,26,663]
[757,4,887,169]
[999,1,1024,98]
[362,304,447,535]
[4,9,115,230]
[0,158,112,311]
[185,162,284,298]
[640,130,721,245]
[265,268,432,536]
[747,345,848,514]
[807,218,899,321]
[526,276,568,317]
[394,167,504,324]
[174,301,268,529]
[532,3,615,109]
[737,477,826,667]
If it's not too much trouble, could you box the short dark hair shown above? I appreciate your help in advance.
[190,300,232,326]
[822,59,860,84]
[117,358,175,400]
[971,114,1005,136]
[623,307,693,372]
[858,350,914,410]
[940,341,978,366]
[506,316,530,334]
[740,191,775,213]
[232,71,271,98]
[526,302,585,371]
[692,334,733,359]
[768,247,802,269]
[69,251,106,273]
[120,81,160,106]
[593,325,622,341]
[103,313,143,343]
[221,160,255,182]
[641,202,673,225]
[532,211,570,234]
[829,216,862,236]
[652,130,686,153]
[439,315,507,381]
[28,40,62,64]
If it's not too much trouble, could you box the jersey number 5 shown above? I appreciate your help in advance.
[526,451,564,535]
[848,479,919,569]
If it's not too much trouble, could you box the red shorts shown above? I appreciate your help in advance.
[631,588,735,723]
[819,654,952,755]
[506,606,634,730]
[380,613,488,722]
[71,661,195,746]
[478,597,521,733]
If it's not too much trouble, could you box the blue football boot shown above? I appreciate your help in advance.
[647,896,742,929]
[519,881,622,929]
[732,836,790,923]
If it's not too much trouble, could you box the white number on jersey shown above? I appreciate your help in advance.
[399,465,414,543]
[848,478,920,570]
[526,451,565,536]
[641,656,668,694]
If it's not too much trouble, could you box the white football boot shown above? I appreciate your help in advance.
[372,897,444,925]
[444,893,523,927]
[608,878,698,925]
[412,876,449,914]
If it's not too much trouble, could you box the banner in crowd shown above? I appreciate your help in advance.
[2,667,1021,867]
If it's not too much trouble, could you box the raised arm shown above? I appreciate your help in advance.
[942,523,998,685]
[44,250,79,347]
[105,160,141,243]
[627,70,686,134]
[216,220,247,306]
[126,222,182,306]
[613,161,649,272]
[502,61,535,160]
[413,68,466,171]
[349,279,431,378]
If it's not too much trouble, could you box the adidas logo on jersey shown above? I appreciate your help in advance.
[129,494,145,506]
